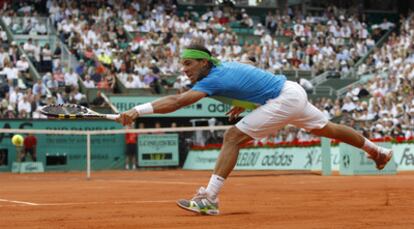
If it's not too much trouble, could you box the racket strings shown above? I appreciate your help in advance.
[43,105,85,115]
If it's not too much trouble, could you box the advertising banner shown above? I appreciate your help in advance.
[110,96,244,117]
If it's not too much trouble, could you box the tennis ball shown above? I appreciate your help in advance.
[11,134,24,146]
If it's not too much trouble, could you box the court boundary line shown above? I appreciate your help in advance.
[0,199,175,207]
[94,179,200,185]
[0,199,39,206]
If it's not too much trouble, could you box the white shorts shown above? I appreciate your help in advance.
[236,81,328,139]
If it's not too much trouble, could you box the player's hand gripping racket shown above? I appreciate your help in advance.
[39,104,120,120]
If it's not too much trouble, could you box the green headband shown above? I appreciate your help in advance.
[181,49,221,66]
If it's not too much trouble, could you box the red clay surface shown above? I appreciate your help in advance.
[1,170,414,229]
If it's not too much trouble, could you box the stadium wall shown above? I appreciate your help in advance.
[0,120,125,172]
[184,144,414,171]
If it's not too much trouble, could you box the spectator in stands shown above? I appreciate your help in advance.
[32,79,47,96]
[64,68,79,88]
[2,60,19,82]
[42,72,52,85]
[3,105,16,118]
[17,95,31,118]
[379,18,395,32]
[124,74,140,88]
[91,91,105,107]
[173,74,190,93]
[16,55,30,73]
[16,55,31,84]
[83,74,95,88]
[23,38,36,63]
[8,82,23,107]
[0,47,7,68]
[105,73,116,91]
[53,66,65,87]
[32,39,41,69]
[75,59,86,77]
[253,23,265,36]
[68,87,84,104]
[45,74,58,92]
[41,43,53,72]
[8,42,20,65]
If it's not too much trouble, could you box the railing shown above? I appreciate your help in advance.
[275,69,315,79]
[101,92,119,114]
[313,86,334,96]
[310,71,331,85]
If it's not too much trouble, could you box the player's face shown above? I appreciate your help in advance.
[181,59,209,84]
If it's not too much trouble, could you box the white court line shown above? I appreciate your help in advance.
[0,199,39,206]
[0,199,175,207]
[40,200,175,206]
[9,176,201,185]
[95,179,200,185]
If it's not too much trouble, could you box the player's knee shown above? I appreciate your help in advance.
[310,121,337,137]
[223,126,248,145]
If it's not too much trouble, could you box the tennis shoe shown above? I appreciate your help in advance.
[176,187,219,215]
[368,147,393,170]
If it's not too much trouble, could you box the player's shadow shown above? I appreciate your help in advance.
[220,211,251,216]
[179,211,251,217]
[230,171,320,177]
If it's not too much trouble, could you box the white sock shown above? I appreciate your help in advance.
[361,138,379,158]
[206,174,225,200]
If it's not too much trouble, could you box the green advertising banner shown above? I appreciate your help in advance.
[184,144,414,171]
[138,134,179,166]
[0,120,124,171]
[110,96,238,117]
[183,147,340,170]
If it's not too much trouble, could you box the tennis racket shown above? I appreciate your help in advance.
[39,104,120,120]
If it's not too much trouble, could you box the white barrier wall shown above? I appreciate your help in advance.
[184,144,414,171]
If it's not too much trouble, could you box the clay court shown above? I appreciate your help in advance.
[1,170,414,229]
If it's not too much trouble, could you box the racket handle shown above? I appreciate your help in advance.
[105,114,120,120]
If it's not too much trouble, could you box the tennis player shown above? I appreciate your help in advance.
[117,44,393,215]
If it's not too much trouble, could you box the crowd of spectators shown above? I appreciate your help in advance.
[0,34,52,119]
[257,12,413,144]
[43,1,391,94]
[1,1,413,144]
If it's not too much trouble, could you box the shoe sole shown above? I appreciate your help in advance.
[176,201,219,216]
[377,150,393,170]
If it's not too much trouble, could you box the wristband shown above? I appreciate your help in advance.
[134,103,154,115]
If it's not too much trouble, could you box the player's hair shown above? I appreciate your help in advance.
[185,43,214,68]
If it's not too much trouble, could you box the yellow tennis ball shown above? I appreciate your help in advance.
[11,134,24,146]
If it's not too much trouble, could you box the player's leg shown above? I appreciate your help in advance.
[309,121,392,169]
[212,127,252,179]
[291,91,392,170]
[177,82,305,215]
[177,127,252,215]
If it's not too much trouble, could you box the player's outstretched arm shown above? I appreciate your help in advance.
[152,90,207,113]
[117,90,207,126]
